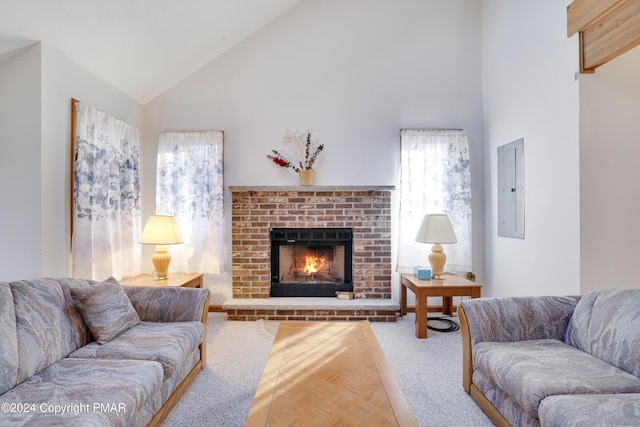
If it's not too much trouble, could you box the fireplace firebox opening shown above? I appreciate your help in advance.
[270,228,353,297]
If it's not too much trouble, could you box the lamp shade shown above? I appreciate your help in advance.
[415,214,457,244]
[139,215,183,245]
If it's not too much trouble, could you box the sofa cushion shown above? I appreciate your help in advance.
[566,288,640,377]
[0,357,163,427]
[58,278,98,349]
[460,295,579,346]
[70,321,203,396]
[0,282,18,394]
[472,369,539,427]
[11,279,81,384]
[70,277,141,344]
[123,285,210,322]
[474,338,640,420]
[539,393,640,427]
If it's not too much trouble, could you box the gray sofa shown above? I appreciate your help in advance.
[459,288,640,427]
[0,277,210,426]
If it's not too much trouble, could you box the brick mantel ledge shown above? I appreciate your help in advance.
[228,185,395,192]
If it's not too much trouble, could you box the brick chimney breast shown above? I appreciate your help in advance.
[229,186,394,300]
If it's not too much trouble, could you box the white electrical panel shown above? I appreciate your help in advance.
[498,138,524,239]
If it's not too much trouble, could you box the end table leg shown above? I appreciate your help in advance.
[416,293,427,338]
[443,297,453,316]
[400,280,407,316]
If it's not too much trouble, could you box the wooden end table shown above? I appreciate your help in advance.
[400,273,482,339]
[120,273,204,288]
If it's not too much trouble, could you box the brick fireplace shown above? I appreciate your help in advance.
[224,186,398,321]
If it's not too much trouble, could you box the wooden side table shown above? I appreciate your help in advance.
[400,273,482,339]
[120,273,204,288]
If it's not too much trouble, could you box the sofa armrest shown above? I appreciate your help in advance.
[122,286,210,323]
[458,295,580,394]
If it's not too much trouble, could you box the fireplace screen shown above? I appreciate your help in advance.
[270,228,353,297]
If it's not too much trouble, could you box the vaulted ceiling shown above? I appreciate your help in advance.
[0,0,305,104]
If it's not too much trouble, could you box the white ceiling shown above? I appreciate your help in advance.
[0,0,304,104]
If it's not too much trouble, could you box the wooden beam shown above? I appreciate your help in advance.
[582,0,640,70]
[578,33,596,74]
[567,0,627,36]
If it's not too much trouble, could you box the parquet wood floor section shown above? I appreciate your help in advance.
[245,322,418,427]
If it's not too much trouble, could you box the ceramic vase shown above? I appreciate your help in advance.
[298,169,315,186]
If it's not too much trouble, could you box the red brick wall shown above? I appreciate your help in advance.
[230,188,393,299]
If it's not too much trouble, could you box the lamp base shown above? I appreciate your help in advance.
[428,243,447,279]
[151,245,171,280]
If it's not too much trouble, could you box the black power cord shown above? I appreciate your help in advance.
[427,316,460,332]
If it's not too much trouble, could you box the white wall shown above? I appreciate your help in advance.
[145,0,486,304]
[0,40,143,281]
[40,43,144,278]
[580,46,640,293]
[482,0,581,297]
[0,43,42,280]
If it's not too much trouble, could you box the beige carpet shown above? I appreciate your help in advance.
[256,319,280,337]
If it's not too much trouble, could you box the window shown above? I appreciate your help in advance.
[156,131,225,274]
[397,129,472,274]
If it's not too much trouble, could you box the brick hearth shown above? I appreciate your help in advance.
[225,186,398,321]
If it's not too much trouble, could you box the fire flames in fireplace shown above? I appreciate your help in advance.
[303,254,326,276]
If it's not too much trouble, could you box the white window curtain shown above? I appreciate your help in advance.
[156,131,225,274]
[72,101,141,280]
[397,129,472,274]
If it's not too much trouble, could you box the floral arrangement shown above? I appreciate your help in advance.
[267,129,324,172]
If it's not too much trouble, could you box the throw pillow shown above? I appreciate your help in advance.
[70,277,141,344]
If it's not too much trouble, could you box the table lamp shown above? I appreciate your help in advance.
[415,213,457,279]
[139,215,183,280]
